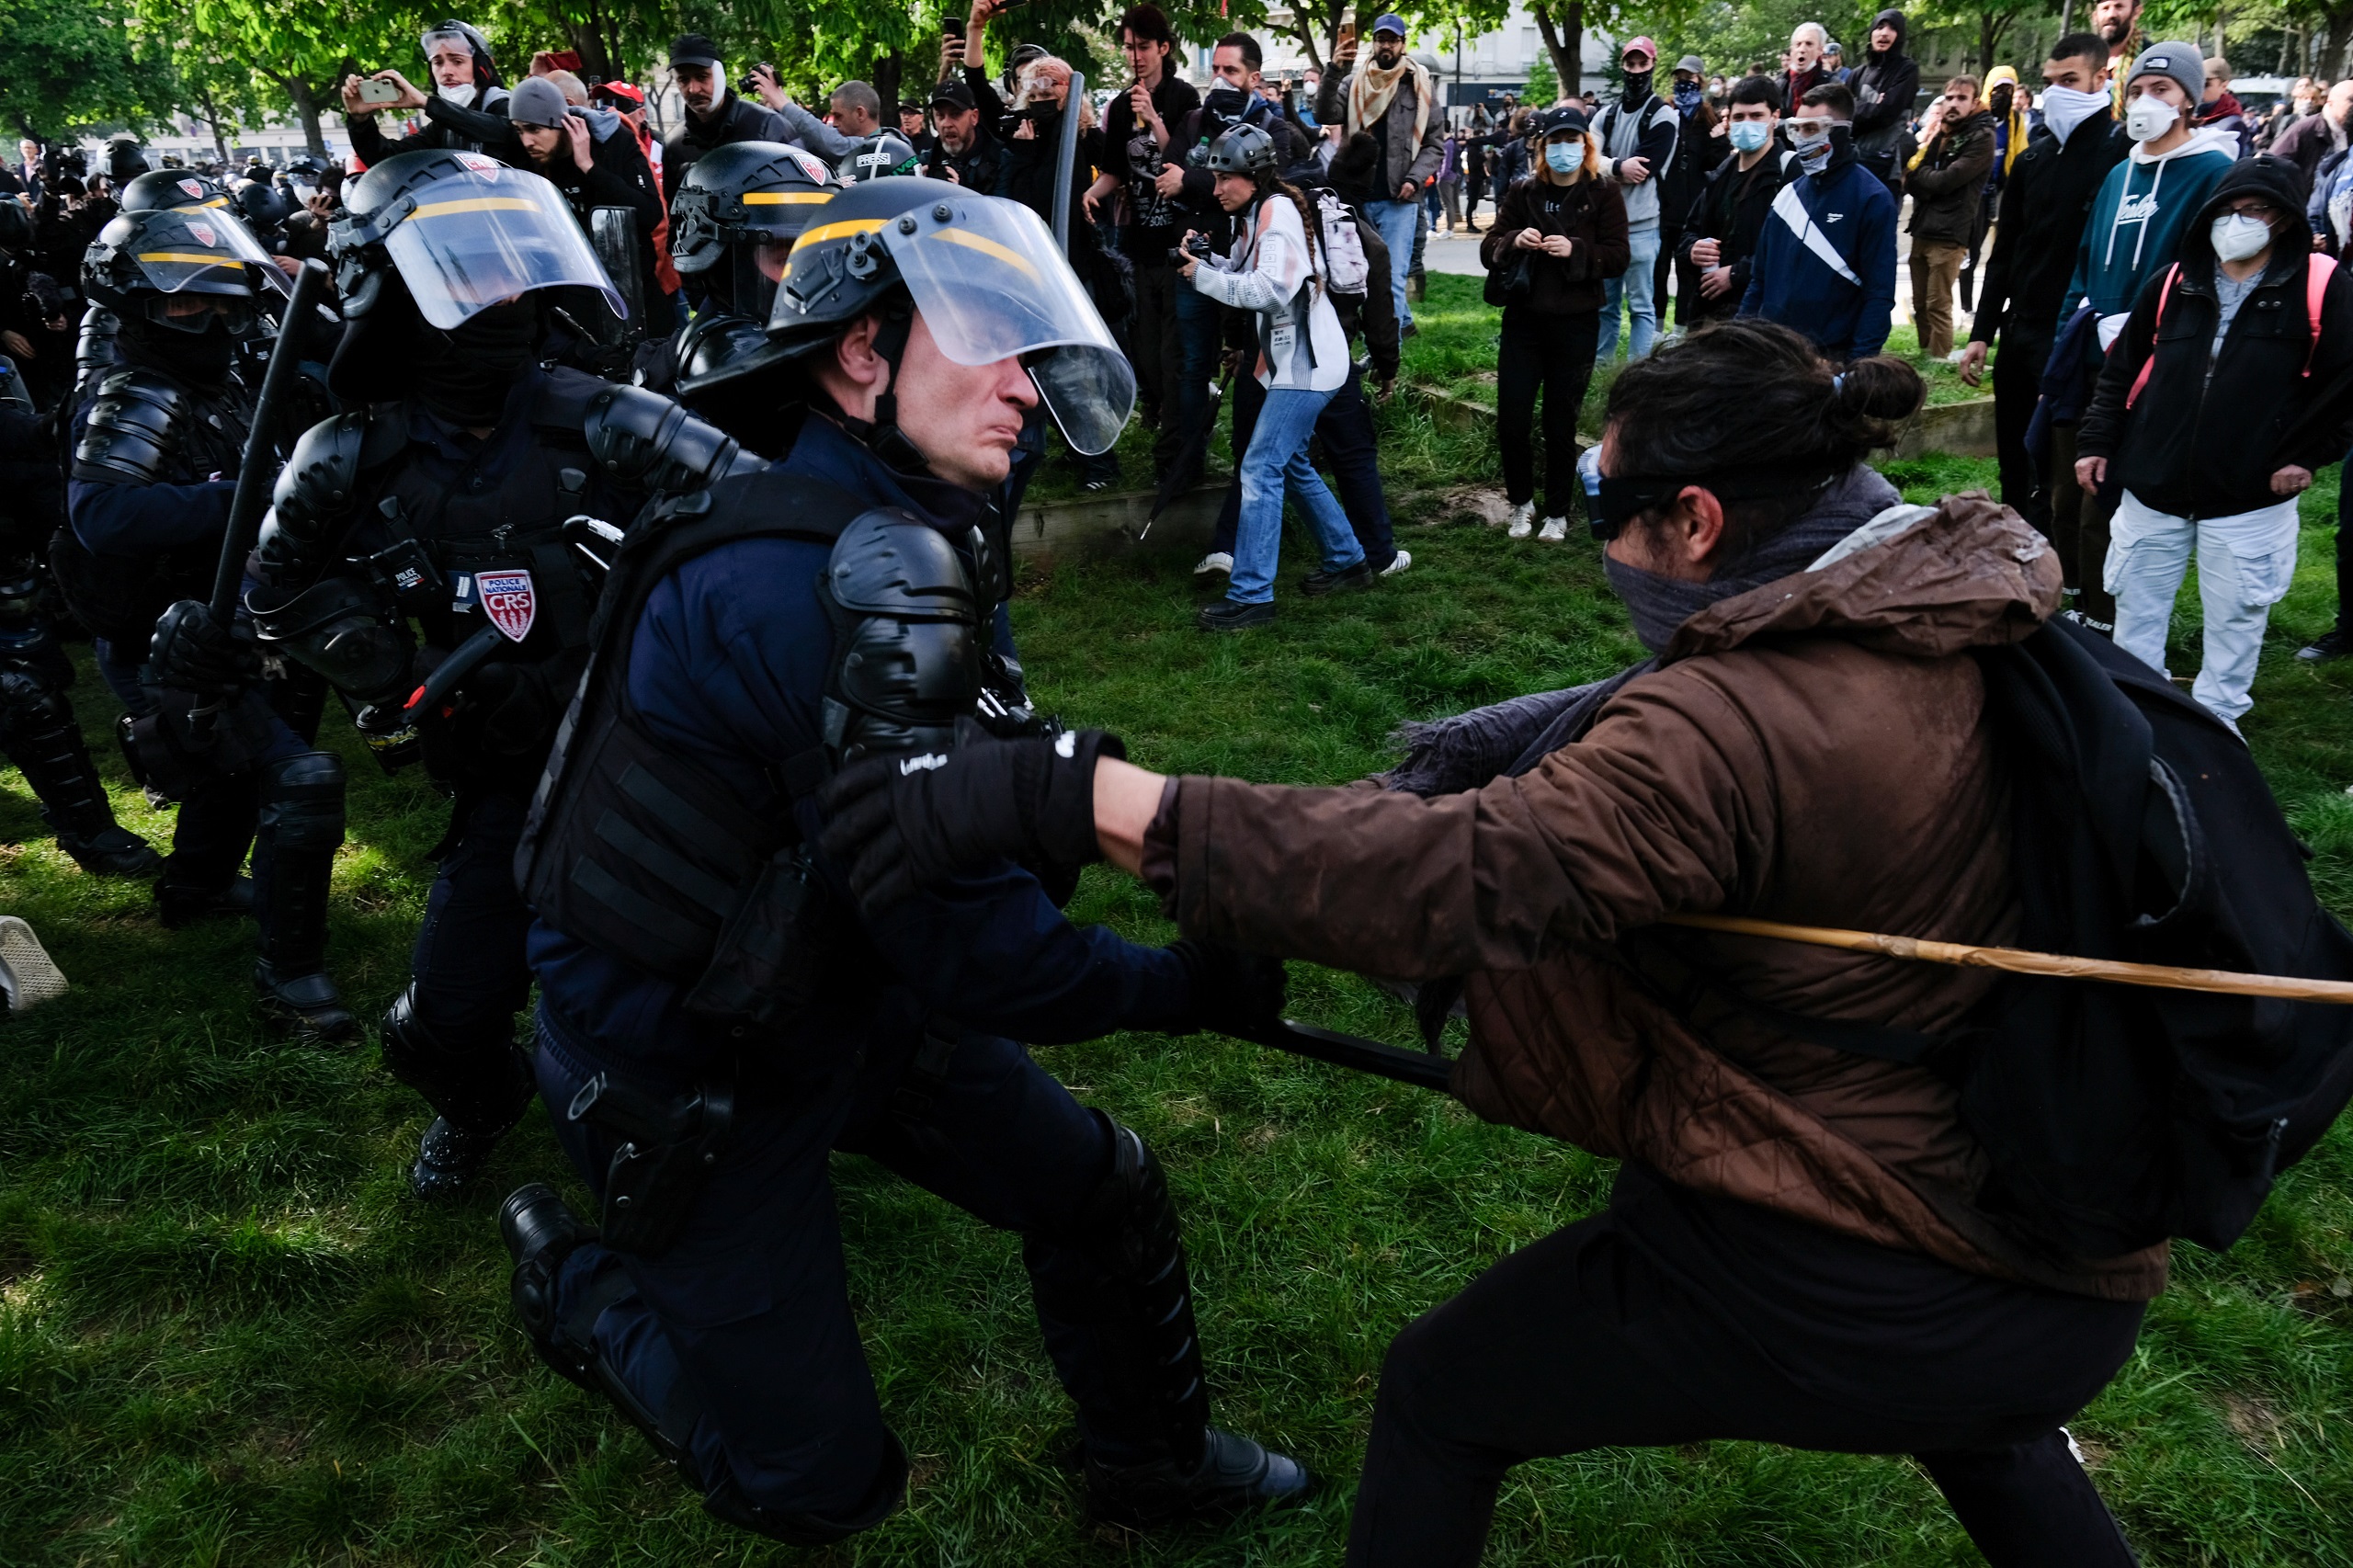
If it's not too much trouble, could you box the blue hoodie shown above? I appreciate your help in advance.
[2057,124,2238,329]
[1737,145,1897,359]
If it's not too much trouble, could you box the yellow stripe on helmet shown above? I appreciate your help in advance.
[742,191,831,204]
[927,225,1040,280]
[138,253,245,267]
[411,198,544,218]
[793,217,887,248]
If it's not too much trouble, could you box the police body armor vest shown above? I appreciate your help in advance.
[253,370,758,789]
[52,363,253,647]
[517,463,1033,1036]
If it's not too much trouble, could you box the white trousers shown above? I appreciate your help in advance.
[2106,489,2302,725]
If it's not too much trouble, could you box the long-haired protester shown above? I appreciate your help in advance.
[823,322,2160,1568]
[1480,104,1628,541]
[1181,122,1370,629]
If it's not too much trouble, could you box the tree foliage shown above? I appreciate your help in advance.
[0,0,176,140]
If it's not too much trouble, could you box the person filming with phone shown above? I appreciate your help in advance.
[341,18,516,163]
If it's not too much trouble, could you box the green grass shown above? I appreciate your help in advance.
[6,454,2353,1564]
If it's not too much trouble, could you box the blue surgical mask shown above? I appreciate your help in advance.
[1544,139,1581,174]
[1728,120,1770,153]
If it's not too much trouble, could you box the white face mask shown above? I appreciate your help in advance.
[436,82,479,108]
[2211,211,2273,262]
[2124,93,2179,142]
[2040,85,2109,145]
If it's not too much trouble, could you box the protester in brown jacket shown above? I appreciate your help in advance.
[821,322,2156,1568]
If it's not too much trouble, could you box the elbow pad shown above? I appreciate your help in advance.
[72,368,190,487]
[584,383,767,495]
[257,411,373,576]
[821,507,981,762]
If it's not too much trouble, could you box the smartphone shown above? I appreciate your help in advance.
[943,16,965,40]
[356,77,404,106]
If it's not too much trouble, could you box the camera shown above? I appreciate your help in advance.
[1166,233,1211,266]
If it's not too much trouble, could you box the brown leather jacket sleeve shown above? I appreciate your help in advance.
[1165,665,1768,977]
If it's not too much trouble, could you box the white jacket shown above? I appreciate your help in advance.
[1186,194,1350,392]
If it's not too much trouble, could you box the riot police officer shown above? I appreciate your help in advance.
[223,149,760,1197]
[64,207,355,1037]
[656,140,835,451]
[501,177,1308,1545]
[0,352,159,876]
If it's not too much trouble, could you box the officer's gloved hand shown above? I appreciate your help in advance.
[819,726,1126,914]
[150,599,260,697]
[1168,938,1287,1040]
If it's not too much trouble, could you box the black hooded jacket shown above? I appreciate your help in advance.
[2079,156,2353,518]
[1848,9,1919,186]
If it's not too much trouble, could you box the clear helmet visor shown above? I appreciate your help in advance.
[870,194,1133,455]
[173,202,295,298]
[382,158,623,329]
[131,208,274,299]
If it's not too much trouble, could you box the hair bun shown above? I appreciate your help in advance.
[1824,355,1925,444]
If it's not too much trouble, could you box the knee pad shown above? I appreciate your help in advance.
[1069,1114,1187,1288]
[0,667,68,741]
[380,983,536,1139]
[702,1430,909,1547]
[259,750,347,852]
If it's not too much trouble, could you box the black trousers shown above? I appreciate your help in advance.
[1497,306,1599,518]
[1347,1170,2144,1568]
[1993,328,2052,536]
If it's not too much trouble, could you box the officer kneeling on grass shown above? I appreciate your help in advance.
[498,176,1311,1545]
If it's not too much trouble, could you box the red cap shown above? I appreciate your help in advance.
[1620,35,1657,62]
[597,80,645,104]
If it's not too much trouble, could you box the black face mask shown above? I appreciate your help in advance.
[414,296,540,427]
[1621,68,1654,103]
[118,309,236,387]
[1204,85,1250,121]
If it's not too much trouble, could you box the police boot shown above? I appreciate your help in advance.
[153,868,255,926]
[252,751,357,1042]
[1042,1115,1313,1528]
[383,984,535,1199]
[0,672,162,878]
[500,1183,910,1547]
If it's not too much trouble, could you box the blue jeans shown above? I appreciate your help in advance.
[1212,365,1395,569]
[1597,224,1664,365]
[1228,384,1365,605]
[1365,198,1420,329]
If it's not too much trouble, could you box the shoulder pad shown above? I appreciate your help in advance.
[582,381,767,494]
[73,366,190,485]
[261,408,398,562]
[824,507,978,622]
[74,308,120,401]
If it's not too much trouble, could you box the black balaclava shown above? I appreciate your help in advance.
[414,296,540,427]
[117,309,236,388]
[1622,64,1654,106]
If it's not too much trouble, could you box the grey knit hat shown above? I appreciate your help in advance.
[2128,42,2205,105]
[507,76,570,128]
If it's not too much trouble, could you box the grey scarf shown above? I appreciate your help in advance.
[1386,465,1903,797]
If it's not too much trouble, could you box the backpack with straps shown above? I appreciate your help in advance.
[1642,614,2353,1259]
[1306,187,1371,298]
[2126,253,2337,408]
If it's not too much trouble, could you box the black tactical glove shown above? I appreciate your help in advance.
[819,727,1126,914]
[150,599,260,697]
[1168,938,1288,1040]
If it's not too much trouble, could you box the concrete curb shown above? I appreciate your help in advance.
[1400,382,1999,458]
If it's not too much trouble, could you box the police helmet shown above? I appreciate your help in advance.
[120,169,233,213]
[835,132,918,186]
[83,207,265,335]
[767,178,1134,454]
[106,138,150,185]
[329,148,621,326]
[233,180,292,233]
[668,140,836,317]
[1205,122,1278,177]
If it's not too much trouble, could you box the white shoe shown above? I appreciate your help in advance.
[1380,550,1412,576]
[1505,501,1535,539]
[1537,517,1569,541]
[0,916,67,1013]
[1193,551,1233,576]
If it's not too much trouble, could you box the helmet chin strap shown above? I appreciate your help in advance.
[839,301,931,474]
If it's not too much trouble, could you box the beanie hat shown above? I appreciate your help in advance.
[2129,42,2206,106]
[507,76,570,129]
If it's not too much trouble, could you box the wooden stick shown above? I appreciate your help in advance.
[1664,913,2353,1006]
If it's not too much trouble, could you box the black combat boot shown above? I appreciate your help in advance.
[383,984,536,1199]
[252,751,356,1041]
[153,867,255,926]
[0,672,162,877]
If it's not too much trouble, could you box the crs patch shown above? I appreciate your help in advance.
[458,153,502,178]
[177,178,206,201]
[478,569,537,642]
[189,222,218,247]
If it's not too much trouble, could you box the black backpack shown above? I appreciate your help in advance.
[1649,617,2353,1258]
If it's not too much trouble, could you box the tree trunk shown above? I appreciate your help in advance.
[1532,2,1582,101]
[281,74,328,158]
[564,4,613,84]
[875,51,903,117]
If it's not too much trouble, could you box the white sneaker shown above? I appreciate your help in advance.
[0,916,67,1013]
[1380,550,1412,576]
[1505,501,1535,539]
[1193,551,1233,575]
[1537,517,1569,542]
